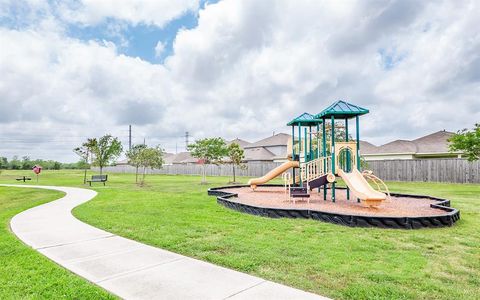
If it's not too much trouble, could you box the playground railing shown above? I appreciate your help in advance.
[301,156,331,182]
[362,170,391,200]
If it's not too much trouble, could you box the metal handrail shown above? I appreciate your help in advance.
[362,170,391,200]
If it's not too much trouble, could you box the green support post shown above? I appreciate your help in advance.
[292,125,295,185]
[316,123,320,193]
[304,128,308,162]
[298,123,302,186]
[331,115,335,202]
[356,115,360,203]
[345,118,350,200]
[322,119,327,200]
[309,126,312,161]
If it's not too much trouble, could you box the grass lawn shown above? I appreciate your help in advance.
[1,170,479,299]
[0,185,115,299]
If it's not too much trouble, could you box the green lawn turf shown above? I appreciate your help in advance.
[0,170,479,299]
[0,185,115,299]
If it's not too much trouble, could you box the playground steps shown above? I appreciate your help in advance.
[290,187,310,198]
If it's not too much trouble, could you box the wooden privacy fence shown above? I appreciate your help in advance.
[94,159,480,183]
[95,162,282,178]
[365,159,480,184]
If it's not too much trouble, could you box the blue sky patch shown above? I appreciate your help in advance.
[378,48,407,70]
[66,0,220,64]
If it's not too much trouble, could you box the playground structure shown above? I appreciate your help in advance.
[210,100,460,229]
[248,100,389,207]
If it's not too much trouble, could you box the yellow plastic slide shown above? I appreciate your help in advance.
[248,161,300,189]
[337,168,386,207]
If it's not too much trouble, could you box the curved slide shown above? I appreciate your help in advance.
[337,169,386,207]
[248,161,300,189]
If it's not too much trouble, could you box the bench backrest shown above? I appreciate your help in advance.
[92,175,108,181]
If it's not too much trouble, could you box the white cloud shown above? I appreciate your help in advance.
[58,0,199,27]
[154,41,166,58]
[1,0,480,161]
[165,0,480,145]
[0,26,177,160]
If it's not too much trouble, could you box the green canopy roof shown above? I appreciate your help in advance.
[287,112,322,126]
[314,100,369,119]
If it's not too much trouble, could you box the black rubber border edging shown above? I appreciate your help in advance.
[207,184,460,229]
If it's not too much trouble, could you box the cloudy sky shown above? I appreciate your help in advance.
[1,0,479,162]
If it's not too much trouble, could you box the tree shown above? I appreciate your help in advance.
[21,156,34,170]
[0,157,8,169]
[138,146,164,185]
[449,123,480,161]
[75,160,90,170]
[126,144,147,183]
[188,137,228,183]
[74,138,97,184]
[226,142,245,183]
[88,135,123,175]
[9,156,21,170]
[292,124,352,158]
[53,161,61,170]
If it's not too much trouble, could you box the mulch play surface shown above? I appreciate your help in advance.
[220,186,449,217]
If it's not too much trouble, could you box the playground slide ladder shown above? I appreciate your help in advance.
[282,172,310,204]
[282,172,291,201]
[361,170,391,201]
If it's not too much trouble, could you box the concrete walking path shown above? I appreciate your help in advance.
[3,184,329,300]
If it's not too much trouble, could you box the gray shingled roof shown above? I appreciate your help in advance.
[243,147,276,161]
[163,153,176,165]
[412,130,455,153]
[372,140,417,154]
[172,152,198,164]
[227,138,251,149]
[361,130,458,155]
[359,141,378,155]
[244,133,291,149]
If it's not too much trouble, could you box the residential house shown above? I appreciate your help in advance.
[243,133,291,162]
[171,152,199,164]
[227,138,251,149]
[360,130,462,161]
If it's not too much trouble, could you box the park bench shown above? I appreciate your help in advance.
[16,176,32,182]
[86,175,108,186]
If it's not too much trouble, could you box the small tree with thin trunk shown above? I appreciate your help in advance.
[449,124,480,161]
[227,142,245,183]
[188,137,228,184]
[126,144,147,183]
[138,146,164,185]
[74,138,96,184]
[89,135,123,175]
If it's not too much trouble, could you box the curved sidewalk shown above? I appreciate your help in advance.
[3,184,328,300]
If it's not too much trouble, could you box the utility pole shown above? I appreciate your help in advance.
[143,137,146,146]
[128,125,132,151]
[185,131,190,150]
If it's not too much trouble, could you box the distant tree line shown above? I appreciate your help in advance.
[0,156,87,170]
